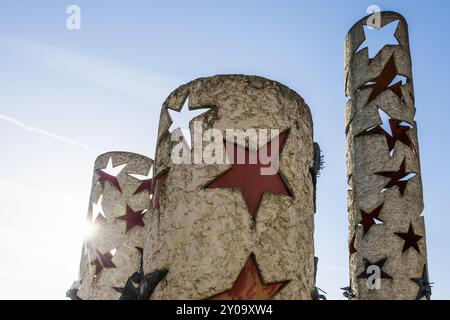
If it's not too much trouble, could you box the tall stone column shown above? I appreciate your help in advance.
[144,75,318,299]
[75,151,158,300]
[344,12,431,300]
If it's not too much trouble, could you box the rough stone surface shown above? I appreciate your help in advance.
[145,75,316,300]
[77,152,153,300]
[345,12,429,300]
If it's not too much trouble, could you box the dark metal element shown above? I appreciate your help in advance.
[66,281,82,300]
[359,204,384,237]
[357,257,393,279]
[341,281,355,299]
[311,257,327,300]
[114,247,168,300]
[375,158,416,196]
[395,222,423,253]
[357,111,416,155]
[411,264,432,300]
[311,142,324,213]
[357,54,407,106]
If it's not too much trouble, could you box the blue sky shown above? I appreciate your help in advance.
[0,0,449,299]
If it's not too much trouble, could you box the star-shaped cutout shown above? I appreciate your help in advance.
[375,159,416,196]
[91,194,105,223]
[358,54,407,106]
[92,248,116,275]
[411,264,432,300]
[356,20,399,59]
[357,108,416,156]
[395,222,423,253]
[208,254,289,300]
[358,204,384,237]
[168,97,211,149]
[96,157,127,193]
[129,168,153,195]
[357,257,392,279]
[152,173,168,209]
[116,205,146,232]
[207,131,291,216]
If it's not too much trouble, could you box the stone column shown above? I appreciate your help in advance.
[76,151,155,299]
[144,75,317,300]
[344,12,431,300]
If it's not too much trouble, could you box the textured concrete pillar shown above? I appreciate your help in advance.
[344,12,431,300]
[75,152,155,299]
[144,75,317,300]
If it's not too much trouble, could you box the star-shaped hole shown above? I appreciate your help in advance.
[358,204,384,237]
[357,54,408,107]
[168,97,211,150]
[357,108,415,156]
[375,158,416,196]
[128,167,153,195]
[96,157,127,193]
[356,20,400,59]
[91,194,105,223]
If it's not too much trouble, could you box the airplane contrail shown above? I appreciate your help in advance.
[0,113,102,152]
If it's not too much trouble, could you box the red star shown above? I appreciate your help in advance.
[358,54,406,106]
[357,111,416,155]
[152,173,168,209]
[375,159,416,196]
[116,205,146,232]
[395,223,423,253]
[133,178,153,195]
[207,132,290,215]
[96,169,122,193]
[208,254,289,300]
[92,249,116,275]
[359,204,384,237]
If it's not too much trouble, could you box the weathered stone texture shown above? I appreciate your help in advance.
[77,152,153,300]
[145,75,316,299]
[345,12,429,300]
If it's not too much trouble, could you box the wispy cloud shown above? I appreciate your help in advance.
[0,113,102,152]
[0,36,175,102]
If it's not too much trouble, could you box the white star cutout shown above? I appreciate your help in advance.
[356,20,399,59]
[168,97,210,149]
[91,194,105,222]
[128,167,152,181]
[100,157,127,176]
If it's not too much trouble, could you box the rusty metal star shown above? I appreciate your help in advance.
[116,205,146,232]
[208,254,289,300]
[395,222,423,253]
[206,132,291,216]
[375,159,416,196]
